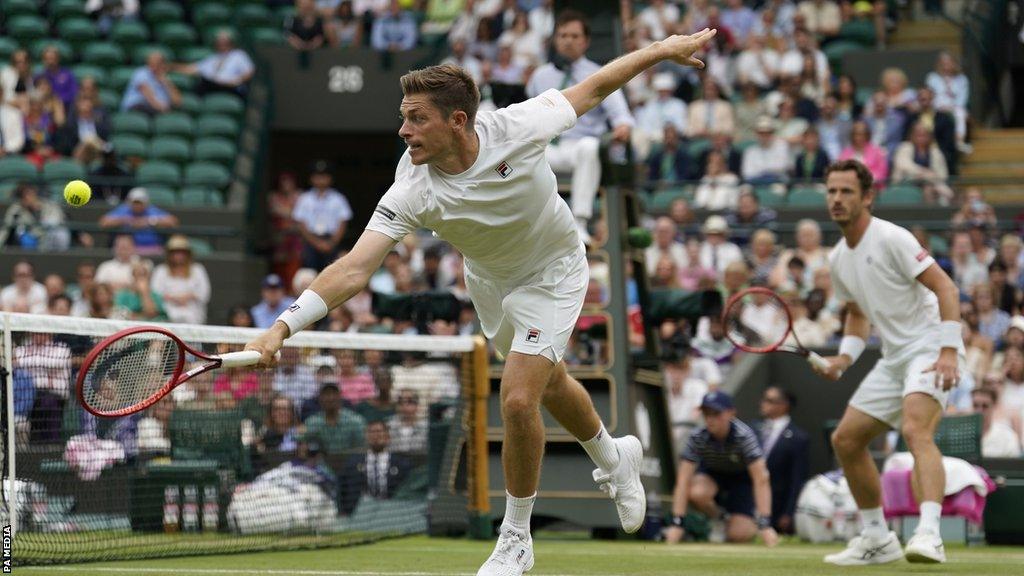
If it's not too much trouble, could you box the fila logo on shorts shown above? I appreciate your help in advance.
[526,328,540,343]
[495,160,513,179]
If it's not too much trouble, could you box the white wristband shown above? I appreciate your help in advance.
[277,289,329,337]
[838,335,866,364]
[938,320,962,350]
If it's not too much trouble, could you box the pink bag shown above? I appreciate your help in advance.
[881,466,996,525]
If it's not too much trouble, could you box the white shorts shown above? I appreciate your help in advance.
[849,349,959,429]
[464,249,588,364]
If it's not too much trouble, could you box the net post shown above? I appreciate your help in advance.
[466,336,491,539]
[2,313,15,536]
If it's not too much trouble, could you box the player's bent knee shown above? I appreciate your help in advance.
[900,421,937,452]
[501,392,540,421]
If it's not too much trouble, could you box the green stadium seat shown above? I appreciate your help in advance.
[145,185,178,205]
[247,27,284,45]
[0,38,19,63]
[687,139,712,162]
[31,39,75,62]
[153,112,196,138]
[755,185,787,207]
[109,134,149,159]
[110,20,150,48]
[274,5,296,26]
[195,114,240,139]
[786,186,825,207]
[169,409,248,476]
[649,187,692,212]
[187,237,214,256]
[184,162,231,189]
[109,66,136,92]
[156,23,199,50]
[132,44,174,65]
[192,137,237,167]
[49,0,85,20]
[878,184,923,205]
[823,41,866,76]
[1,0,38,17]
[81,42,127,67]
[0,156,40,184]
[136,161,182,187]
[143,1,185,25]
[168,72,196,92]
[7,15,49,44]
[178,92,202,115]
[149,136,192,164]
[0,182,18,202]
[200,93,244,118]
[42,158,86,185]
[193,3,233,29]
[111,111,152,136]
[57,18,100,47]
[71,64,108,86]
[98,88,120,110]
[178,186,221,206]
[235,4,272,28]
[839,19,877,47]
[178,46,213,64]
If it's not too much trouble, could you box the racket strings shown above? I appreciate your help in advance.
[724,294,791,351]
[81,334,182,414]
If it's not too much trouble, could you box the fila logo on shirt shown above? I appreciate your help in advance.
[495,160,513,179]
[526,328,541,343]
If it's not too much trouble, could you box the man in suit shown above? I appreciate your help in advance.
[903,87,957,175]
[337,420,413,515]
[755,386,809,534]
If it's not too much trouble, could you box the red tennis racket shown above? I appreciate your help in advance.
[721,287,832,373]
[76,326,269,418]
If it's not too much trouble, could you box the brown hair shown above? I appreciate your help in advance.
[400,64,479,126]
[555,9,590,37]
[825,159,874,196]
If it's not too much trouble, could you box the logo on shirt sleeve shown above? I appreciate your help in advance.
[495,161,513,179]
[375,205,397,221]
[915,249,929,262]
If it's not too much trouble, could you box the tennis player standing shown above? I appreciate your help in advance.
[246,29,717,575]
[816,159,963,565]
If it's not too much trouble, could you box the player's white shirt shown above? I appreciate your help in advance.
[829,217,958,364]
[366,89,581,283]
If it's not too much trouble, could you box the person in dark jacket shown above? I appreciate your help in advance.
[647,124,691,185]
[753,386,809,534]
[337,420,413,515]
[792,128,830,181]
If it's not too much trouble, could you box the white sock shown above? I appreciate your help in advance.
[502,491,535,534]
[579,425,620,472]
[916,501,942,535]
[860,507,888,540]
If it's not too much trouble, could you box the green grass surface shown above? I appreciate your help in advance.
[18,535,1024,575]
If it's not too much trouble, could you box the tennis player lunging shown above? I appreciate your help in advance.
[246,28,717,575]
[816,160,963,565]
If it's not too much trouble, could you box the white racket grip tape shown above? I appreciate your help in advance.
[807,352,834,374]
[218,350,279,368]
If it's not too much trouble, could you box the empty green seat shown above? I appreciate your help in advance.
[149,136,191,164]
[145,186,178,205]
[839,19,877,47]
[7,15,49,44]
[650,188,692,212]
[687,139,712,162]
[136,161,182,187]
[49,0,85,20]
[98,88,120,110]
[153,112,196,138]
[201,94,244,118]
[247,27,284,45]
[878,184,923,205]
[787,186,825,207]
[156,23,199,49]
[71,64,107,86]
[110,20,150,47]
[235,4,272,27]
[184,162,231,189]
[275,5,296,26]
[0,38,19,62]
[178,93,201,115]
[193,3,233,29]
[109,134,149,159]
[132,44,173,66]
[111,111,152,136]
[195,114,239,139]
[178,46,213,63]
[58,18,100,46]
[81,42,126,67]
[755,185,787,207]
[0,156,40,184]
[2,0,38,17]
[31,39,74,62]
[168,72,196,91]
[823,41,865,75]
[192,137,237,166]
[179,186,222,206]
[109,66,137,91]
[143,1,185,25]
[42,158,86,185]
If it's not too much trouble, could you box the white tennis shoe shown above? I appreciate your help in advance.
[905,531,946,563]
[477,526,534,576]
[592,435,646,533]
[824,531,904,566]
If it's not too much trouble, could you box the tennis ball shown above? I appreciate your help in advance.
[64,180,92,207]
[627,226,653,249]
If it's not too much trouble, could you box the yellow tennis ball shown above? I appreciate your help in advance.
[64,180,92,207]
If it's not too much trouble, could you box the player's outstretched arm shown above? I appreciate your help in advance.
[245,230,396,366]
[916,263,962,390]
[562,28,717,118]
[814,300,872,380]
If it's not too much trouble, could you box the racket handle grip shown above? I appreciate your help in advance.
[807,352,833,374]
[218,350,279,368]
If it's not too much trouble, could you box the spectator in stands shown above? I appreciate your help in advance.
[95,235,149,291]
[863,91,907,158]
[526,10,634,244]
[42,274,65,303]
[121,51,182,115]
[272,346,318,407]
[792,127,830,181]
[972,387,1022,457]
[174,31,255,98]
[695,151,742,211]
[228,305,255,327]
[34,46,77,111]
[21,94,58,167]
[53,96,110,162]
[779,29,829,96]
[634,74,687,161]
[0,50,35,110]
[775,97,809,150]
[892,123,952,205]
[0,184,75,251]
[371,0,419,53]
[328,1,364,47]
[90,145,134,203]
[926,51,970,153]
[734,83,769,143]
[353,366,396,422]
[85,0,139,34]
[646,216,689,277]
[647,125,690,184]
[99,188,180,255]
[442,38,483,85]
[112,261,167,321]
[815,95,850,162]
[722,0,758,45]
[741,117,789,184]
[338,420,414,515]
[989,260,1022,314]
[735,38,780,95]
[686,78,734,140]
[0,85,26,154]
[151,235,212,325]
[287,0,329,51]
[797,0,841,40]
[662,341,709,446]
[904,87,957,175]
[304,383,367,454]
[951,187,998,229]
[82,282,115,318]
[695,134,743,179]
[15,331,72,443]
[949,230,990,291]
[700,215,744,275]
[746,228,780,283]
[1,261,47,313]
[754,386,808,534]
[293,160,353,271]
[268,173,305,286]
[772,219,828,288]
[257,394,302,454]
[834,74,863,122]
[725,191,778,236]
[652,256,683,289]
[974,283,1012,345]
[137,396,173,455]
[67,262,94,317]
[213,364,260,401]
[637,0,681,40]
[498,10,545,69]
[838,120,888,186]
[251,274,296,329]
[387,389,428,452]
[336,349,376,405]
[446,0,479,43]
[999,234,1024,288]
[967,221,996,266]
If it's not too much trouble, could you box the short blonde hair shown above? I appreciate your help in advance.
[400,64,480,125]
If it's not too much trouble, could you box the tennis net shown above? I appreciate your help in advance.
[0,312,490,565]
